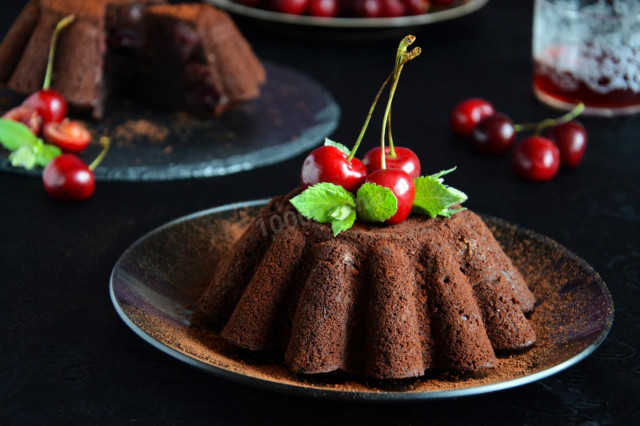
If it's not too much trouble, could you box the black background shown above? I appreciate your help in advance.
[1,0,639,424]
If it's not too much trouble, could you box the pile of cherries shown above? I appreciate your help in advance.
[235,0,456,18]
[450,98,588,181]
[301,36,422,225]
[1,15,108,201]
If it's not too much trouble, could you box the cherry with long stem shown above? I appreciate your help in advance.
[23,15,75,124]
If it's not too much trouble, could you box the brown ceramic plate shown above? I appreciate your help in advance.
[110,199,614,400]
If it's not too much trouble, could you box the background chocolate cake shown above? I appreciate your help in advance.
[0,0,265,118]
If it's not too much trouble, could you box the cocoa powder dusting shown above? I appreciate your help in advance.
[112,119,170,144]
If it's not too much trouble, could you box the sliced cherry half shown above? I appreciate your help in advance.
[512,136,560,181]
[365,168,415,224]
[362,146,421,178]
[2,105,42,136]
[43,119,91,152]
[301,145,368,193]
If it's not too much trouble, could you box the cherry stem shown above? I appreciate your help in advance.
[347,71,393,162]
[534,102,585,136]
[43,15,75,91]
[89,137,110,171]
[381,71,402,169]
[380,37,421,168]
[512,102,585,135]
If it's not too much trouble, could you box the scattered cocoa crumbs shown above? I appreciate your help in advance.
[112,119,170,143]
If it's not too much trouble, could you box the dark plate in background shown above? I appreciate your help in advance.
[110,200,614,401]
[0,62,339,181]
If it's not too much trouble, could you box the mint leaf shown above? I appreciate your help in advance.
[429,167,457,180]
[0,118,39,151]
[324,138,350,155]
[9,146,37,170]
[290,183,357,235]
[35,143,62,167]
[331,208,356,236]
[412,168,468,218]
[356,182,397,223]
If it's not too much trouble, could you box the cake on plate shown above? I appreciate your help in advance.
[197,190,536,379]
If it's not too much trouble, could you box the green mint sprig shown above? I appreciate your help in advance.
[412,167,468,218]
[0,118,61,170]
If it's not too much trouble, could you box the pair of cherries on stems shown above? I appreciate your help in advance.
[450,98,588,181]
[2,15,91,153]
[301,36,421,224]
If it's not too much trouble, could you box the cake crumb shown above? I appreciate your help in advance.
[112,119,170,143]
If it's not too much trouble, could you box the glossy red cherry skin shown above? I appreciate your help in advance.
[381,0,407,17]
[43,154,95,201]
[23,89,67,124]
[362,146,421,178]
[365,169,415,225]
[404,0,429,15]
[512,137,560,181]
[2,105,42,136]
[546,121,587,168]
[450,98,494,138]
[273,0,310,14]
[301,146,368,192]
[352,0,383,17]
[470,113,516,155]
[43,119,92,153]
[309,0,338,16]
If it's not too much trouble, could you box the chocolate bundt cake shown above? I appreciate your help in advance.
[0,0,265,118]
[197,190,537,380]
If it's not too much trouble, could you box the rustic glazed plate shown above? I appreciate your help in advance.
[0,63,339,181]
[110,200,614,401]
[206,0,488,29]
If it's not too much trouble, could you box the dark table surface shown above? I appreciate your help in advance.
[2,0,639,424]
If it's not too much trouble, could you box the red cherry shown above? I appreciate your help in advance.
[301,146,368,192]
[309,0,338,16]
[23,89,67,124]
[404,0,429,15]
[450,98,494,138]
[43,154,95,201]
[470,113,516,155]
[352,0,383,17]
[546,120,587,168]
[43,119,92,153]
[362,146,421,178]
[512,137,560,181]
[273,0,310,14]
[431,0,453,5]
[381,0,407,17]
[365,169,415,224]
[2,105,42,136]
